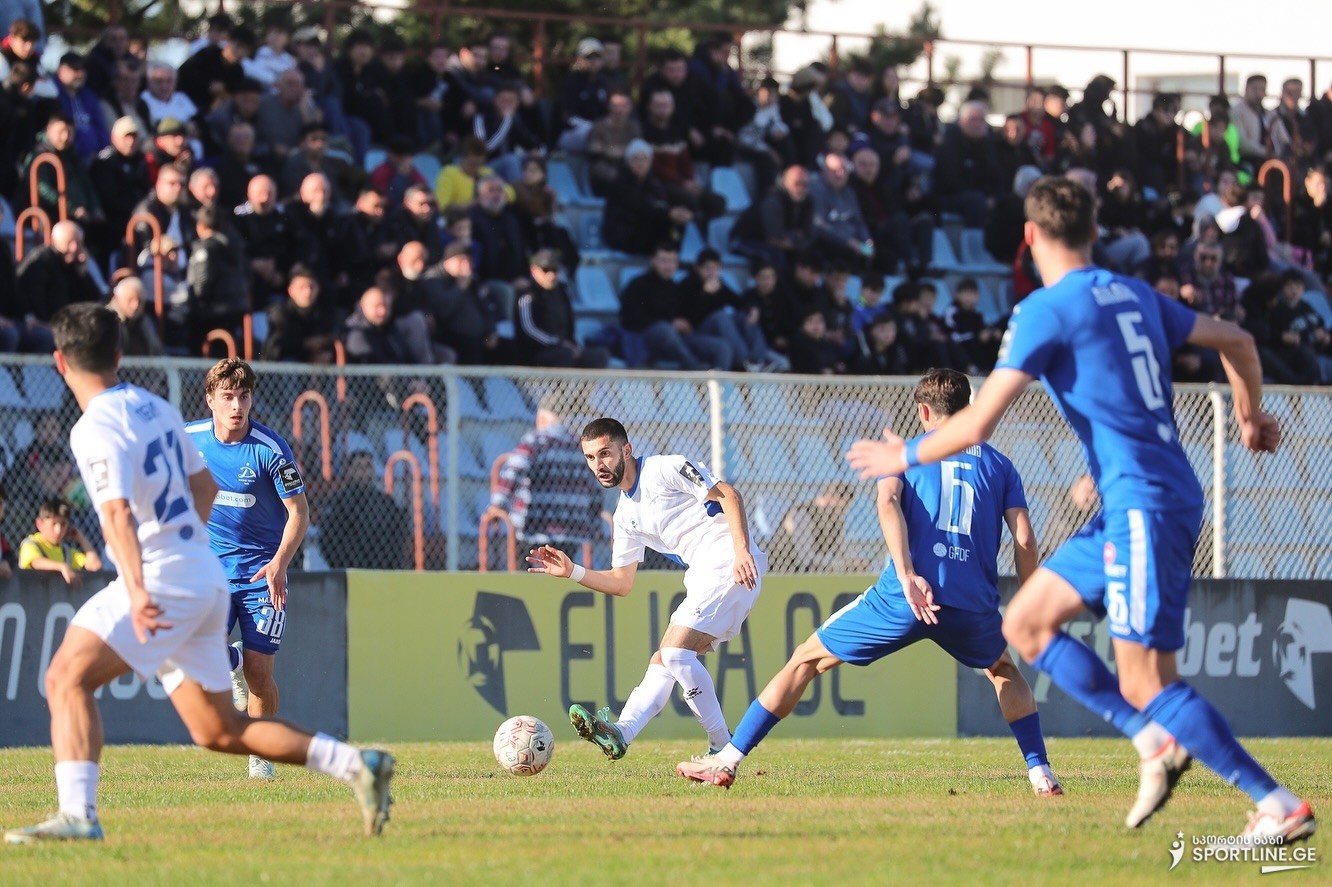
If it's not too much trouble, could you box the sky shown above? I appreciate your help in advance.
[769,0,1332,117]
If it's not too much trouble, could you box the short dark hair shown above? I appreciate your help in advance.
[914,368,971,418]
[581,417,628,445]
[37,497,72,521]
[1025,176,1096,249]
[695,247,721,266]
[52,303,122,373]
[860,271,885,292]
[891,281,919,306]
[196,205,219,231]
[652,241,679,257]
[229,25,258,49]
[955,276,979,294]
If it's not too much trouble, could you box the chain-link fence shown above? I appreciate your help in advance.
[0,355,1327,579]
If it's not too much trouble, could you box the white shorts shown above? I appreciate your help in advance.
[70,579,232,695]
[672,550,767,651]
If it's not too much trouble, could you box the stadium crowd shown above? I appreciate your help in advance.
[0,10,1330,383]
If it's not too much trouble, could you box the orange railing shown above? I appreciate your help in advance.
[401,392,439,508]
[124,212,164,335]
[332,339,347,403]
[385,451,425,571]
[1258,159,1294,240]
[241,313,255,361]
[291,389,333,482]
[203,328,237,358]
[28,153,67,222]
[13,207,51,261]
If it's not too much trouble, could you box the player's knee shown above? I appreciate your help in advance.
[190,711,247,752]
[44,654,92,698]
[1002,612,1042,663]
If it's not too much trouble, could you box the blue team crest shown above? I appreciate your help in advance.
[237,465,258,485]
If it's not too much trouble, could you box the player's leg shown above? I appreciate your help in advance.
[235,586,285,778]
[658,623,731,753]
[569,650,675,761]
[982,650,1060,796]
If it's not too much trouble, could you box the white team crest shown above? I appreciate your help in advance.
[238,465,258,484]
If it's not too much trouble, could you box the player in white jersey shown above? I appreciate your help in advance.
[527,417,765,760]
[4,304,394,844]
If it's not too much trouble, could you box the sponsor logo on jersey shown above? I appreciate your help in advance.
[215,491,256,508]
[237,465,258,484]
[679,461,706,487]
[278,462,303,492]
[89,459,109,492]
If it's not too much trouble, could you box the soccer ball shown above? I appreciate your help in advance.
[493,715,555,775]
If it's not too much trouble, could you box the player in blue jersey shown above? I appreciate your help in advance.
[186,358,309,780]
[679,369,1060,795]
[847,176,1314,843]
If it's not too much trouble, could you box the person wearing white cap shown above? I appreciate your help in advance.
[90,117,151,251]
[556,37,610,152]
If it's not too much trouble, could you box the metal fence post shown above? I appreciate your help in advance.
[1209,387,1227,578]
[167,364,182,413]
[708,376,724,478]
[446,371,461,572]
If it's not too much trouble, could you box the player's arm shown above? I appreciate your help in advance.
[253,492,310,611]
[526,545,639,597]
[1187,313,1280,453]
[707,481,758,589]
[99,497,171,641]
[1003,506,1040,585]
[189,468,218,524]
[847,368,1033,478]
[876,476,938,624]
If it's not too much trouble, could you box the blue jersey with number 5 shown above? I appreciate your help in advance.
[186,418,305,586]
[995,266,1202,513]
[878,442,1027,614]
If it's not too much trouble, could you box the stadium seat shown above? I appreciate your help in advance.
[1050,438,1085,481]
[845,493,881,542]
[1271,552,1311,580]
[0,366,26,408]
[575,317,609,346]
[453,379,488,420]
[658,380,703,420]
[482,377,531,421]
[477,430,519,472]
[613,380,661,424]
[930,229,961,271]
[709,166,752,213]
[618,265,646,290]
[958,229,1007,274]
[1228,495,1271,544]
[844,275,862,303]
[454,436,489,480]
[721,438,750,480]
[973,278,1007,325]
[362,148,386,173]
[381,428,429,467]
[680,222,705,263]
[412,153,442,188]
[1302,290,1332,327]
[342,430,377,457]
[1226,550,1267,578]
[21,365,64,409]
[1000,439,1054,477]
[248,311,269,346]
[10,417,33,452]
[744,433,796,483]
[547,159,586,206]
[573,266,620,314]
[707,215,735,255]
[793,434,838,482]
[919,278,952,315]
[0,195,14,240]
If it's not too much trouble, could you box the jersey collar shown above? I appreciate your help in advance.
[88,381,129,404]
[622,456,644,498]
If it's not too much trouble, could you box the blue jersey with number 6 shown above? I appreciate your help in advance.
[186,418,304,587]
[995,266,1202,514]
[878,442,1027,614]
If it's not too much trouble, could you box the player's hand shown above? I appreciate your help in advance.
[250,561,288,612]
[845,427,907,479]
[1239,410,1281,454]
[129,587,172,644]
[732,548,758,589]
[901,574,940,624]
[526,544,573,579]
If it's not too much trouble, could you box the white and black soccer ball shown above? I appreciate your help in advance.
[493,715,555,775]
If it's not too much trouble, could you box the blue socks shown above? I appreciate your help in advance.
[1007,712,1049,769]
[1032,632,1145,737]
[227,643,241,672]
[730,700,781,756]
[1143,681,1279,802]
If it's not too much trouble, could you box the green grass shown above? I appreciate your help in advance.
[0,738,1325,885]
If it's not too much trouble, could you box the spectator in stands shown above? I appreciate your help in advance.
[187,12,232,57]
[849,142,931,276]
[1274,270,1332,382]
[98,60,148,146]
[828,59,875,132]
[780,66,831,168]
[943,277,1002,373]
[342,286,410,365]
[334,29,392,149]
[279,121,362,205]
[24,112,103,227]
[14,221,101,351]
[285,173,343,292]
[85,23,128,100]
[0,213,16,352]
[471,80,543,182]
[107,273,163,357]
[1291,164,1332,278]
[468,175,530,310]
[435,136,500,212]
[889,280,946,373]
[1232,74,1279,165]
[809,151,873,269]
[264,264,337,363]
[89,116,149,256]
[187,205,248,350]
[0,483,16,580]
[255,67,317,162]
[586,89,641,197]
[319,451,410,570]
[851,271,887,335]
[556,37,610,152]
[678,247,779,372]
[292,28,348,146]
[788,308,845,375]
[176,24,255,115]
[198,72,259,156]
[376,34,418,141]
[1216,179,1270,278]
[213,121,266,210]
[140,235,188,338]
[851,311,909,376]
[771,249,832,348]
[244,19,296,87]
[686,36,751,167]
[369,135,428,208]
[486,395,605,555]
[514,249,608,368]
[1016,86,1055,166]
[138,62,198,132]
[1240,273,1317,384]
[602,139,691,256]
[442,35,493,138]
[732,164,814,271]
[386,184,447,265]
[935,99,1003,226]
[821,263,858,358]
[619,242,732,371]
[511,157,578,272]
[1154,272,1220,382]
[131,164,191,269]
[485,30,522,84]
[996,114,1041,193]
[1134,92,1185,198]
[336,188,396,309]
[904,84,945,160]
[736,76,792,192]
[144,116,194,184]
[407,42,453,151]
[740,258,790,354]
[640,85,725,224]
[53,52,109,163]
[19,497,101,586]
[233,174,296,304]
[424,243,500,365]
[767,481,854,571]
[1098,169,1152,272]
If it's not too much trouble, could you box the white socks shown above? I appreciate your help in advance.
[1131,721,1171,759]
[305,733,363,784]
[614,664,676,745]
[55,760,99,822]
[659,647,730,752]
[1258,787,1302,819]
[715,743,745,766]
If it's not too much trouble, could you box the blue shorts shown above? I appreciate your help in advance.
[227,583,286,656]
[1043,506,1201,652]
[816,587,1006,670]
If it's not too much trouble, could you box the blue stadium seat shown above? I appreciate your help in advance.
[412,153,442,188]
[1302,290,1332,327]
[455,436,490,480]
[381,428,428,467]
[483,377,531,422]
[708,215,735,254]
[744,433,796,482]
[248,311,269,346]
[575,317,609,346]
[0,194,14,240]
[1050,438,1085,481]
[1272,552,1312,580]
[793,434,838,482]
[1228,495,1271,544]
[0,366,26,408]
[477,430,518,471]
[958,228,1007,274]
[618,265,646,291]
[931,229,961,270]
[658,381,703,420]
[11,417,33,452]
[362,148,386,173]
[973,279,1007,325]
[22,365,64,409]
[844,275,862,303]
[709,166,752,213]
[547,159,585,206]
[845,493,881,542]
[342,430,377,457]
[721,438,750,480]
[1226,550,1267,578]
[573,266,620,314]
[680,222,705,263]
[1000,439,1054,477]
[453,379,488,420]
[919,278,951,315]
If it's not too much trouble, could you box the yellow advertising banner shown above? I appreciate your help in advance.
[347,572,957,742]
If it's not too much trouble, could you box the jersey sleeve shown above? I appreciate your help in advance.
[1002,455,1029,512]
[610,512,645,568]
[1154,287,1199,350]
[181,424,207,476]
[265,436,306,500]
[661,455,720,504]
[995,299,1064,378]
[70,421,134,509]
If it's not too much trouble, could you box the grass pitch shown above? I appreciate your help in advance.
[0,737,1325,886]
